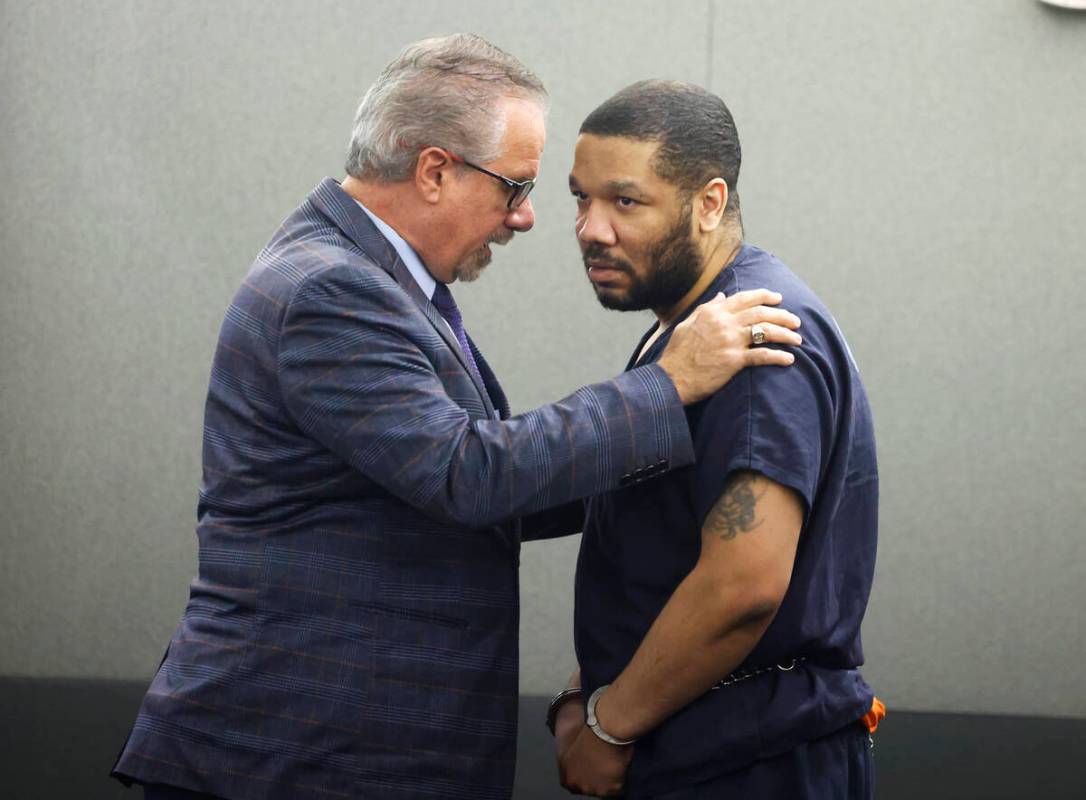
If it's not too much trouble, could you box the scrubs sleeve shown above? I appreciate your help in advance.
[690,346,833,526]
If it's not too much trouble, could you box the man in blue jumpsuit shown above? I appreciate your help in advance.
[551,81,882,797]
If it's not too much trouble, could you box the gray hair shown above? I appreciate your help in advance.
[345,34,547,182]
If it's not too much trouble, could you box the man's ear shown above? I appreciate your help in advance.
[696,178,728,233]
[415,147,454,205]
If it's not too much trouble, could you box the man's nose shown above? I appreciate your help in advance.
[505,197,535,232]
[576,204,616,247]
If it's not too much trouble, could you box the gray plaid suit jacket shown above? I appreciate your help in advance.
[112,178,694,800]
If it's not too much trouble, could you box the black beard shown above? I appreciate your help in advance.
[584,215,702,312]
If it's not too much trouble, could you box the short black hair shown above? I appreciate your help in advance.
[579,80,741,213]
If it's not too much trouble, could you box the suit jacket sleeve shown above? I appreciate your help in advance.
[277,263,693,528]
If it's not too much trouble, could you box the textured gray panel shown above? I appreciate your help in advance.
[707,0,1086,717]
[2,0,1084,720]
[0,0,708,680]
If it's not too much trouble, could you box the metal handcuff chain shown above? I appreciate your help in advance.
[711,657,806,690]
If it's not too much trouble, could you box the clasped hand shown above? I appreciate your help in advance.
[555,697,634,797]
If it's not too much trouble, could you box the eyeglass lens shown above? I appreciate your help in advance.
[510,181,534,210]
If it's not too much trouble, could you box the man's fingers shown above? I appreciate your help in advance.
[737,305,801,330]
[750,322,802,348]
[716,288,783,311]
[745,346,796,367]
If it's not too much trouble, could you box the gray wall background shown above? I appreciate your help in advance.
[2,0,1084,719]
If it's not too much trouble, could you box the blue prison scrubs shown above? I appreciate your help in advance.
[574,244,879,797]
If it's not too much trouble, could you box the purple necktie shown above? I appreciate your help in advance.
[431,283,486,391]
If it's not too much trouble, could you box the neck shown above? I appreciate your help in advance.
[341,174,433,261]
[653,231,744,327]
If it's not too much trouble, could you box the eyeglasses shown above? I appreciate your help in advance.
[446,150,536,210]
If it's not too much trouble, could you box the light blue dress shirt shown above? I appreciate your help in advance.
[354,198,495,416]
[355,200,437,300]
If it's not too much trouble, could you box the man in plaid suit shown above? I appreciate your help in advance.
[112,35,800,800]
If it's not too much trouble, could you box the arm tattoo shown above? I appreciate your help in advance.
[705,472,765,541]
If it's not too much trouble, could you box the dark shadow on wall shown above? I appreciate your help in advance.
[1,678,1083,799]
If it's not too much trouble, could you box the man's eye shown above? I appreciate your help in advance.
[617,196,637,207]
[571,191,588,201]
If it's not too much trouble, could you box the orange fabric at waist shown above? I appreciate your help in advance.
[861,697,886,733]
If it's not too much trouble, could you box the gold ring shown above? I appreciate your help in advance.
[751,324,767,345]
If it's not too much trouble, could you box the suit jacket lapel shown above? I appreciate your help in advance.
[308,178,498,419]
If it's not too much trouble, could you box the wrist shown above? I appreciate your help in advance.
[546,687,583,736]
[585,685,637,746]
[654,358,691,405]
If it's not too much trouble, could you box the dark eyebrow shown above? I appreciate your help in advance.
[606,179,643,195]
[568,176,648,196]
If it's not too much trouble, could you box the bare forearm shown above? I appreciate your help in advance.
[590,472,802,744]
[594,567,775,742]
